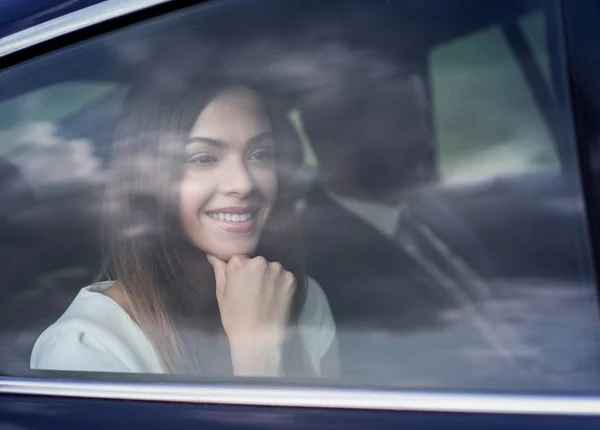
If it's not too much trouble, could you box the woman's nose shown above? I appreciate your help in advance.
[219,158,253,197]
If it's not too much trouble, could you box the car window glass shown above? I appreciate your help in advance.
[431,10,559,183]
[0,82,121,155]
[0,0,598,393]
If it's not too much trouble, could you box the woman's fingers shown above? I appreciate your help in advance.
[208,254,249,298]
[228,254,247,270]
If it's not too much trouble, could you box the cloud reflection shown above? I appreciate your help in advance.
[11,121,102,192]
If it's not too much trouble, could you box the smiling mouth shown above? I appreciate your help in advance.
[206,211,255,223]
[204,207,260,233]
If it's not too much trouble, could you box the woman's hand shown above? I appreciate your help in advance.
[207,254,296,376]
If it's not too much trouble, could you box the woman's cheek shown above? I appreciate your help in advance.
[178,189,197,240]
[178,174,212,231]
[252,167,278,206]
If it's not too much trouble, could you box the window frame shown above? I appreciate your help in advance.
[0,0,599,416]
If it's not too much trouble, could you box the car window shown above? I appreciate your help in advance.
[0,82,118,155]
[431,10,559,183]
[0,0,599,393]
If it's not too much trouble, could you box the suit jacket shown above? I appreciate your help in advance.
[299,185,530,388]
[299,186,454,333]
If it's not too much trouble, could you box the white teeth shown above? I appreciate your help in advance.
[208,212,253,222]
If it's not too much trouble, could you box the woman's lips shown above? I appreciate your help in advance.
[205,207,259,233]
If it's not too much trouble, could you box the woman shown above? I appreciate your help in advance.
[30,67,338,378]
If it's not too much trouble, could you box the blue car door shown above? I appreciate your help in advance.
[1,1,600,429]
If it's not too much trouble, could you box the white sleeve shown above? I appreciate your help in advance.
[299,277,337,371]
[31,329,132,373]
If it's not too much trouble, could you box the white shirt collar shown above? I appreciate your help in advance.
[326,191,403,239]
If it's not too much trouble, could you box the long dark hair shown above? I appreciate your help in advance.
[101,63,312,376]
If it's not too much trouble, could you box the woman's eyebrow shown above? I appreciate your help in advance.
[247,132,273,147]
[187,137,226,147]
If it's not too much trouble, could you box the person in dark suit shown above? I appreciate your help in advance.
[297,75,532,386]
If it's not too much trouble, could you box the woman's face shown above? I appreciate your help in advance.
[179,86,278,261]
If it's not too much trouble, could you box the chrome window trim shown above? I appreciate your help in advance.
[1,377,600,415]
[0,0,174,59]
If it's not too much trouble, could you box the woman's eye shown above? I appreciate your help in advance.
[248,149,275,163]
[188,153,218,167]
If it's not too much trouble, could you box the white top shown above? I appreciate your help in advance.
[31,278,336,376]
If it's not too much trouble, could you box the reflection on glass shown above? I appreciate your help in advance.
[0,0,596,392]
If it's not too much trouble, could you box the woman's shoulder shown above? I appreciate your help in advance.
[298,277,336,361]
[31,282,162,373]
[301,277,330,317]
